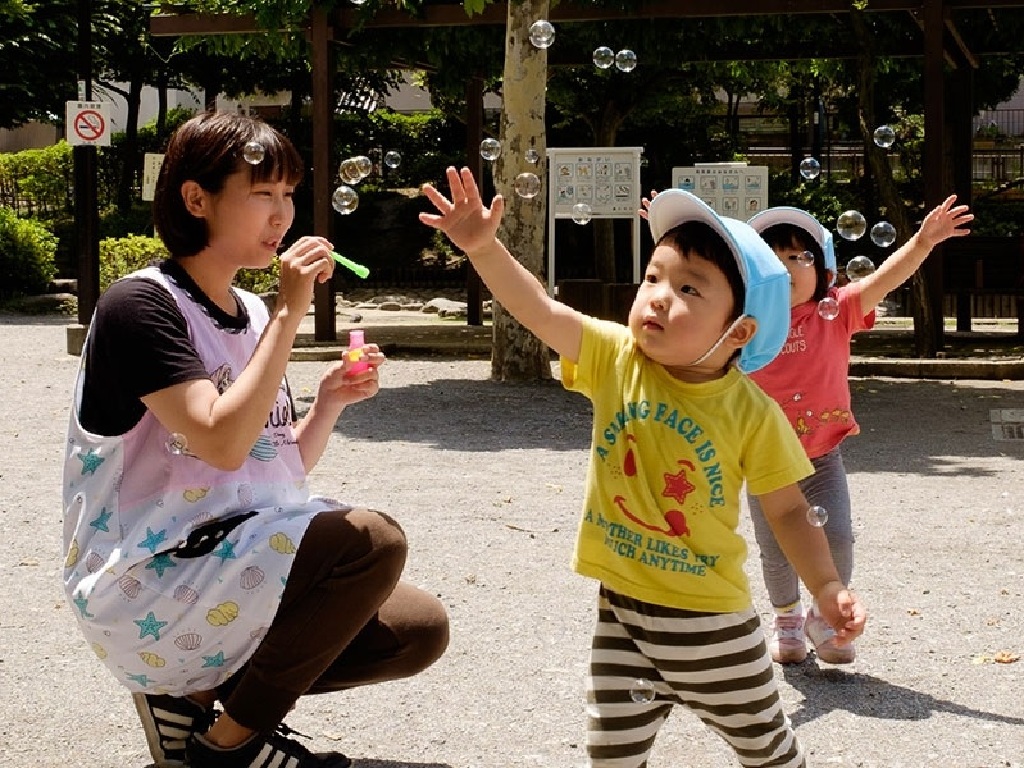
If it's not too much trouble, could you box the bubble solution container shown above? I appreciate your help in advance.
[347,329,370,374]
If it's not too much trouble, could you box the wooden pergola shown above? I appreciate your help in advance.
[148,0,1024,346]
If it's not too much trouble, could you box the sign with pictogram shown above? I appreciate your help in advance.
[65,101,111,147]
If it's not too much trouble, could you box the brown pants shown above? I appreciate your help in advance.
[215,508,449,732]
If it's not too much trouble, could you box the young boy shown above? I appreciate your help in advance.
[421,167,866,767]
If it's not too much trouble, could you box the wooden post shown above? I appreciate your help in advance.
[74,0,100,329]
[465,75,484,326]
[311,7,336,342]
[922,0,947,351]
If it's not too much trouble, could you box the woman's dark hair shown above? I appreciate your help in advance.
[153,111,305,258]
[759,222,830,302]
[657,221,746,322]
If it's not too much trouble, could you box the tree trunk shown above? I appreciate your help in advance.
[116,77,144,214]
[850,9,938,356]
[592,104,624,282]
[491,0,552,382]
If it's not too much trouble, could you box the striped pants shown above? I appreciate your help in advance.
[587,586,805,768]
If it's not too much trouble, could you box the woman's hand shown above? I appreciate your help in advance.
[275,236,335,318]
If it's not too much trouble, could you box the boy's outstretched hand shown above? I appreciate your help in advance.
[813,581,867,646]
[420,166,505,255]
[918,194,973,249]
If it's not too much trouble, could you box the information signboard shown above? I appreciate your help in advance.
[546,146,644,293]
[671,162,769,219]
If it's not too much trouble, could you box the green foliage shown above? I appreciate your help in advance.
[98,234,280,294]
[99,234,168,291]
[0,142,74,216]
[0,207,57,298]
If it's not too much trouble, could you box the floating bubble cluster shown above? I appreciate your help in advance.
[480,138,501,161]
[242,141,265,165]
[836,210,867,241]
[817,296,840,320]
[514,172,541,199]
[799,157,821,180]
[807,505,829,527]
[873,124,896,148]
[629,678,656,704]
[870,221,896,248]
[572,202,593,225]
[845,255,876,282]
[593,46,615,69]
[331,185,359,215]
[529,19,555,49]
[615,49,637,72]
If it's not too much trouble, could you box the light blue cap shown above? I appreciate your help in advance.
[647,189,792,374]
[747,206,837,278]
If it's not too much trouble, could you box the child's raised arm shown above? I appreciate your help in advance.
[419,166,583,362]
[856,194,973,313]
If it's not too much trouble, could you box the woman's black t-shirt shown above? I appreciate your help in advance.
[79,260,249,436]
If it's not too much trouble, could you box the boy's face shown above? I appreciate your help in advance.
[772,236,819,307]
[629,244,742,380]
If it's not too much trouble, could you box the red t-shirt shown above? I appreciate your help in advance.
[749,285,875,459]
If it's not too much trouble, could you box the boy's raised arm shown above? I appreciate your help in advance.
[420,166,583,362]
[855,194,973,313]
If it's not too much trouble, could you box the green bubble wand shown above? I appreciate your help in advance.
[331,251,370,279]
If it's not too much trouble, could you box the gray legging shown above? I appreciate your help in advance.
[747,448,854,609]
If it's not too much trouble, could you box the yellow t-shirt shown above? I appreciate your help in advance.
[561,317,813,612]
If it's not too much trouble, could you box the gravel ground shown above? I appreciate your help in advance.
[1,315,1023,768]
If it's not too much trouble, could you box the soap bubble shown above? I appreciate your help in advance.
[383,150,401,169]
[615,49,637,72]
[529,19,555,49]
[836,210,867,241]
[353,155,373,178]
[845,255,876,282]
[870,220,896,248]
[817,296,839,320]
[629,678,656,704]
[572,202,593,225]
[807,505,829,527]
[480,138,501,161]
[524,148,540,165]
[593,46,615,69]
[166,433,188,456]
[350,0,367,5]
[331,185,359,214]
[799,157,821,180]
[242,141,265,165]
[873,125,896,148]
[338,158,363,184]
[514,172,541,199]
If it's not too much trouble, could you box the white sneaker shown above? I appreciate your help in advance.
[804,607,856,664]
[768,613,807,664]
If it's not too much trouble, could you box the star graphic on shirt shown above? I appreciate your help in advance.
[72,595,94,619]
[134,611,168,641]
[138,527,167,554]
[145,553,177,578]
[126,672,153,687]
[212,539,237,563]
[662,463,696,505]
[88,508,112,533]
[202,651,226,668]
[77,449,105,476]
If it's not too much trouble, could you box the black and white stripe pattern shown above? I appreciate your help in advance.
[586,587,805,768]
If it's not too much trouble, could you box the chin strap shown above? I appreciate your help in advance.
[687,315,747,367]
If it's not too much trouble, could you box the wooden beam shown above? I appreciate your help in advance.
[310,6,336,342]
[945,17,980,67]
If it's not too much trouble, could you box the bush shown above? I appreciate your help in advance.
[99,234,280,295]
[99,235,169,291]
[0,207,57,298]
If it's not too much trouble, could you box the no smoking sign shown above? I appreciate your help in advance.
[65,101,111,147]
